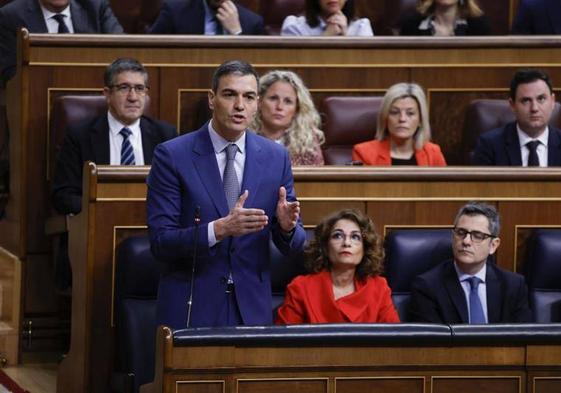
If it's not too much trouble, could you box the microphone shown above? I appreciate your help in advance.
[186,206,201,327]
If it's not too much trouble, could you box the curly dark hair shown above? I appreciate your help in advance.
[304,209,384,281]
[305,0,356,28]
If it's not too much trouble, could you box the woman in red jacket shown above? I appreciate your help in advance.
[352,82,446,166]
[276,209,400,324]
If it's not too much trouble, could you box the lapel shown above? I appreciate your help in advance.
[192,125,229,218]
[485,262,502,323]
[546,0,561,34]
[240,132,264,208]
[443,261,469,323]
[90,115,110,164]
[70,0,94,33]
[139,117,155,164]
[547,127,561,166]
[378,139,392,164]
[190,0,206,34]
[26,0,48,32]
[505,122,523,165]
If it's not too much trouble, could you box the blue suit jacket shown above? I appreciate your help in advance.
[511,0,561,34]
[0,0,123,83]
[148,0,264,35]
[409,259,533,324]
[146,124,306,328]
[471,121,561,166]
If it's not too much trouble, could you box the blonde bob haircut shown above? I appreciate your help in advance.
[375,82,431,150]
[417,0,484,18]
[252,70,324,158]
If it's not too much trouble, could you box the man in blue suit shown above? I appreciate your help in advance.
[147,60,305,328]
[148,0,264,35]
[511,0,561,34]
[472,69,561,166]
[0,0,123,84]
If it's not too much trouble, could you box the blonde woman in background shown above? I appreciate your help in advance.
[352,82,446,166]
[252,70,325,166]
[400,0,491,36]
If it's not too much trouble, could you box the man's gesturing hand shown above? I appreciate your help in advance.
[214,190,268,240]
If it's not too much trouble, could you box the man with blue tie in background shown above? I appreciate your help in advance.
[0,0,123,84]
[146,60,305,329]
[148,0,264,35]
[409,202,533,324]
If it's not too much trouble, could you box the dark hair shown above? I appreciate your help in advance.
[509,69,553,101]
[305,0,356,28]
[304,208,384,280]
[453,201,500,236]
[211,60,259,93]
[104,58,148,87]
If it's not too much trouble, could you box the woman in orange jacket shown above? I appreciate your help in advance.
[352,82,446,166]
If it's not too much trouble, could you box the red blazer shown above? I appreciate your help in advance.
[276,270,400,324]
[352,139,447,166]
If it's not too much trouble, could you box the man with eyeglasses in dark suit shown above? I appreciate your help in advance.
[50,57,176,290]
[408,201,532,324]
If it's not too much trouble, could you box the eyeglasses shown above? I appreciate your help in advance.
[330,230,363,245]
[452,227,496,243]
[109,84,149,96]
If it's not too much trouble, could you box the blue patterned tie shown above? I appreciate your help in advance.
[120,128,135,165]
[467,276,486,324]
[223,144,240,210]
[52,14,70,33]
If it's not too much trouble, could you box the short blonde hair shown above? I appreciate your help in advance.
[375,83,431,150]
[252,70,324,158]
[417,0,483,18]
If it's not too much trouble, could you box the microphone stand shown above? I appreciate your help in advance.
[186,206,201,327]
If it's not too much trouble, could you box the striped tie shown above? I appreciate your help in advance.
[120,128,136,165]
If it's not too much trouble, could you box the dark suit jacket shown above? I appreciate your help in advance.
[511,0,561,34]
[51,114,176,215]
[409,259,533,324]
[146,123,306,328]
[148,0,264,35]
[471,121,561,166]
[0,0,123,83]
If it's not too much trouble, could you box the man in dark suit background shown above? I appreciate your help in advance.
[51,57,175,291]
[511,0,561,34]
[52,57,176,215]
[148,0,264,35]
[472,69,561,166]
[146,60,305,329]
[409,201,533,324]
[0,0,123,84]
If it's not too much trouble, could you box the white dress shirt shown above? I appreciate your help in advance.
[207,120,247,246]
[517,125,549,167]
[107,112,145,165]
[41,5,75,33]
[281,15,373,36]
[454,262,488,323]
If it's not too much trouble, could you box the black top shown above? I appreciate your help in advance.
[399,12,492,36]
[392,156,417,166]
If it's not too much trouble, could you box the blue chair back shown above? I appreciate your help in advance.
[384,229,453,321]
[524,229,561,323]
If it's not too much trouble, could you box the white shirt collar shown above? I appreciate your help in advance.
[208,120,246,155]
[40,3,71,21]
[107,111,141,137]
[517,123,549,147]
[454,260,487,283]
